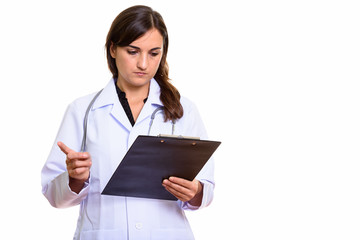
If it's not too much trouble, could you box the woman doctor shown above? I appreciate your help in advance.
[41,5,214,240]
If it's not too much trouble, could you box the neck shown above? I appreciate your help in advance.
[116,79,150,103]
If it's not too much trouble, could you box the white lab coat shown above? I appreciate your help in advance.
[41,78,215,240]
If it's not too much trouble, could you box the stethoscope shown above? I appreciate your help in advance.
[80,89,175,152]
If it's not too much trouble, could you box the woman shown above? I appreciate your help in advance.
[41,5,214,240]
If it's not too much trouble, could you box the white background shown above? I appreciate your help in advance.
[0,0,359,239]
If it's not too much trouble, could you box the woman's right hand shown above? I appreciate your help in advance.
[58,141,92,193]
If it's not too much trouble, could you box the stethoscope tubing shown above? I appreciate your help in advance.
[80,89,175,152]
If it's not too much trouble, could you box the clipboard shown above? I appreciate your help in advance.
[101,135,221,200]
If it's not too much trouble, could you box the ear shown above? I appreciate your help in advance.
[110,42,117,58]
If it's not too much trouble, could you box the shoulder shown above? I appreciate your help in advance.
[178,95,208,139]
[68,91,100,114]
[180,95,197,112]
[180,95,201,116]
[179,95,203,124]
[68,79,114,113]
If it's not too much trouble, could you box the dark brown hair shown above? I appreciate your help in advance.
[105,5,183,122]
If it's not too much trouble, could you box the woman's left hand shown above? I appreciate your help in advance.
[162,177,203,206]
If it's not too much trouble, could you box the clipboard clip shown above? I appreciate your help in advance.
[157,134,200,140]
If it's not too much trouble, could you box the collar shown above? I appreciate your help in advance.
[92,78,164,110]
[90,78,165,131]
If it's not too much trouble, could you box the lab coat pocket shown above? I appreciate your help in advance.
[79,229,124,240]
[151,229,194,240]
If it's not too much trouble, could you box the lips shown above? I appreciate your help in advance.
[134,72,146,76]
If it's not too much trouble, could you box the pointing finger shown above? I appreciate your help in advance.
[57,141,72,155]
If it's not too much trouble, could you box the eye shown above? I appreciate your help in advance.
[127,50,138,55]
[150,52,160,57]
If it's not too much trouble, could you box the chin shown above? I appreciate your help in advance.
[129,77,152,87]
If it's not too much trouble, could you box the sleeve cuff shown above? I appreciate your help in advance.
[45,171,90,208]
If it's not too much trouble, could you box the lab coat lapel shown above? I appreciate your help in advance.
[110,100,133,131]
[92,79,133,132]
[136,79,163,125]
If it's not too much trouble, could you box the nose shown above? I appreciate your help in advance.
[137,53,148,70]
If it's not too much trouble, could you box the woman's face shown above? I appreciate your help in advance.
[110,28,164,90]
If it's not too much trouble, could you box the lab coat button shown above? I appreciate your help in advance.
[135,222,143,230]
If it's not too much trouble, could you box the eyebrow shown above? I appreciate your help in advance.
[128,45,162,51]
